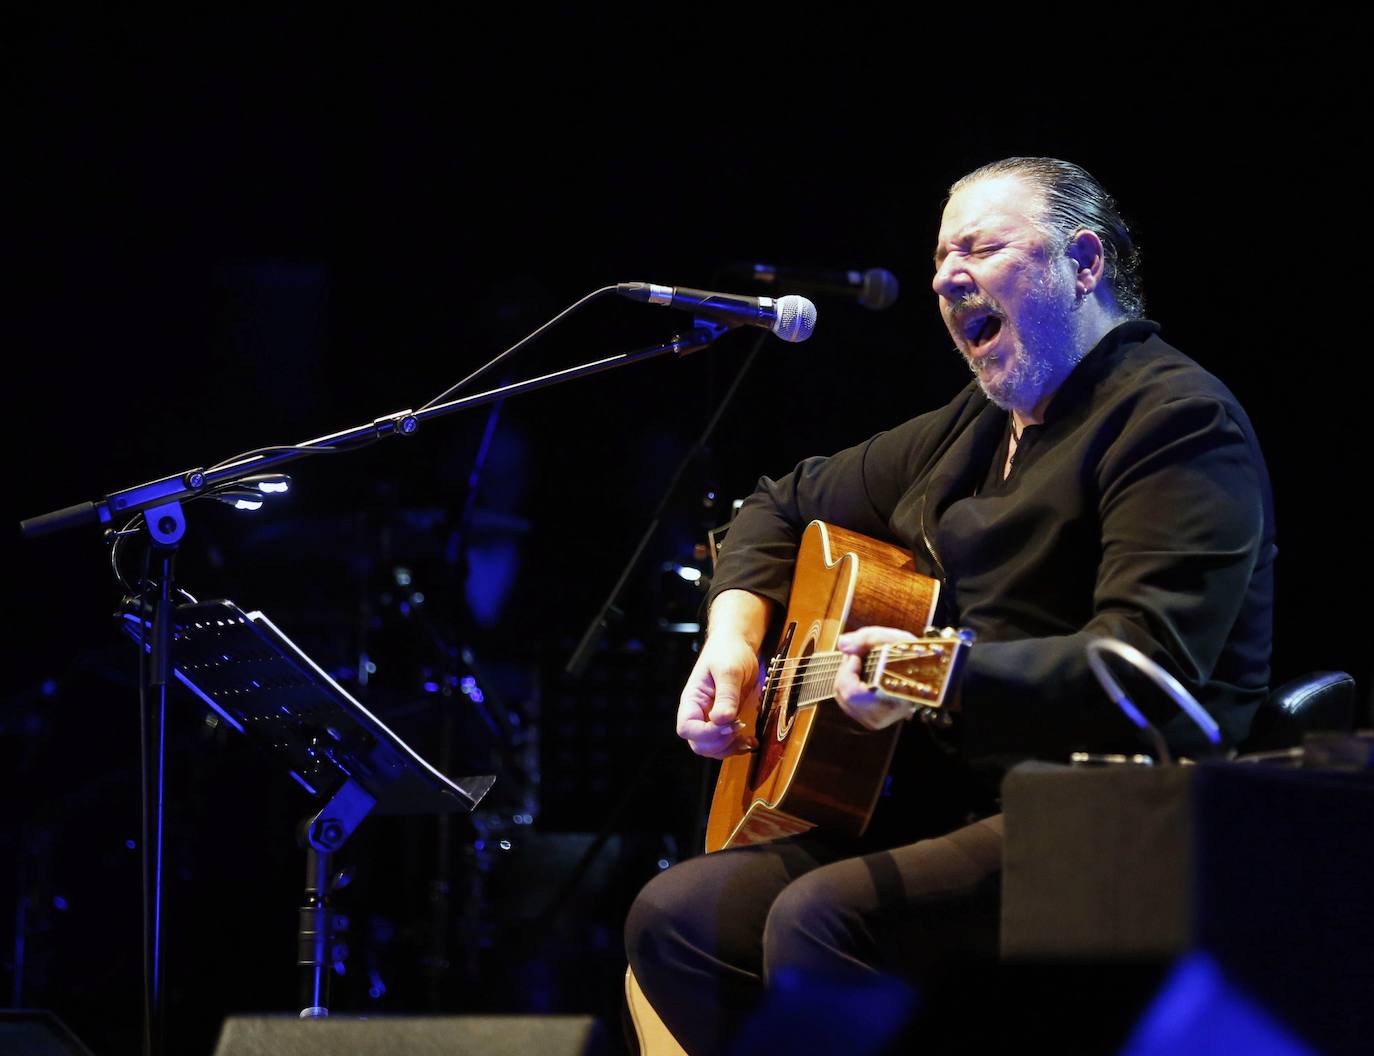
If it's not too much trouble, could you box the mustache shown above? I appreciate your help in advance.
[946,292,1003,326]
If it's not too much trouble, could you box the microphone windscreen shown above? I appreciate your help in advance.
[772,296,817,342]
[860,268,900,311]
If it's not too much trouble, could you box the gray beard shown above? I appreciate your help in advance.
[973,340,1089,412]
[964,271,1085,413]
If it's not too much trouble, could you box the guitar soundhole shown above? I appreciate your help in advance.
[759,622,797,743]
[784,640,815,727]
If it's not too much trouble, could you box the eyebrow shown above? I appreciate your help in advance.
[933,228,982,267]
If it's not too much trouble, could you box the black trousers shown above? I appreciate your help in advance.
[624,814,1004,1055]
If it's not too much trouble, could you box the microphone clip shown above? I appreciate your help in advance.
[673,319,730,357]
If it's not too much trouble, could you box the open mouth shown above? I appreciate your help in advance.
[962,312,1003,350]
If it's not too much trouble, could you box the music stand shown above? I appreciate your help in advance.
[120,597,495,1017]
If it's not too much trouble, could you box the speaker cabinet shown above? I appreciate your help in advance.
[0,1011,96,1056]
[213,1014,610,1055]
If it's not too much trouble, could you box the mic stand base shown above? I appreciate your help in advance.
[296,779,376,1018]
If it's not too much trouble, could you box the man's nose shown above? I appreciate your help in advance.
[932,256,973,300]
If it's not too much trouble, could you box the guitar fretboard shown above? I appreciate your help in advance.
[763,649,895,709]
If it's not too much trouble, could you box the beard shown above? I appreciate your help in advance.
[953,265,1085,414]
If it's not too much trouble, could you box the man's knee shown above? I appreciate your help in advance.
[762,868,866,975]
[624,867,680,971]
[625,858,755,978]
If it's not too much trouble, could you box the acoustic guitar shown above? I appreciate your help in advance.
[628,521,971,1053]
[705,520,971,853]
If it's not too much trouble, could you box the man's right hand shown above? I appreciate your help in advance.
[675,588,772,759]
[676,633,761,759]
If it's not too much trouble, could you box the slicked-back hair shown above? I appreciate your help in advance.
[950,158,1145,319]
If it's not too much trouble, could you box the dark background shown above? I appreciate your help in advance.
[6,15,1369,1055]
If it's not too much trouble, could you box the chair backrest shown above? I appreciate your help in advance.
[1240,671,1357,753]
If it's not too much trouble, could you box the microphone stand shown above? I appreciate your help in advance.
[565,327,767,677]
[543,330,770,932]
[22,324,727,542]
[19,318,729,1056]
[134,516,183,1056]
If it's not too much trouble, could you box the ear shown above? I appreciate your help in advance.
[1065,228,1106,297]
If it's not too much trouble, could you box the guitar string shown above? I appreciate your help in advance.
[766,641,946,668]
[762,650,951,706]
[764,659,852,684]
[767,653,936,674]
[766,657,882,682]
[763,655,882,697]
[766,648,941,677]
[761,635,960,675]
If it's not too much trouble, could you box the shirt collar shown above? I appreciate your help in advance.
[1037,318,1161,425]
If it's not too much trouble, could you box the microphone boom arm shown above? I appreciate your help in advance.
[21,323,727,540]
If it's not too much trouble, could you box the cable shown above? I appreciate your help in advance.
[206,438,377,474]
[110,514,146,592]
[188,286,614,489]
[1085,637,1223,765]
[416,285,617,411]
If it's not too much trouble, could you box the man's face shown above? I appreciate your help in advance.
[932,174,1081,414]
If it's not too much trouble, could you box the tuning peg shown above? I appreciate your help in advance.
[918,706,954,729]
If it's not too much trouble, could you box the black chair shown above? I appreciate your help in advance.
[1239,670,1357,754]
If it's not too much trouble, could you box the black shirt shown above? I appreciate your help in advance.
[708,321,1275,772]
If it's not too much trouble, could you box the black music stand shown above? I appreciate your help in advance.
[120,598,495,1017]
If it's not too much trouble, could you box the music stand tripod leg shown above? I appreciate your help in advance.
[296,778,376,1018]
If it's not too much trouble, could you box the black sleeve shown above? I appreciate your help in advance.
[705,414,940,613]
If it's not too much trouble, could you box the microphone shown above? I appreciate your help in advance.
[726,263,899,311]
[615,282,817,343]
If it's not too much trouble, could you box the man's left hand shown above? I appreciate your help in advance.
[833,626,922,731]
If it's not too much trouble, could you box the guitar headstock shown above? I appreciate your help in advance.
[872,627,974,712]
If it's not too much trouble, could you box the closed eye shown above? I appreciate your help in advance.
[934,241,1005,268]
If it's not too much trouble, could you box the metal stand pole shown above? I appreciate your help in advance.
[294,779,376,1018]
[137,499,186,1056]
[297,838,335,1018]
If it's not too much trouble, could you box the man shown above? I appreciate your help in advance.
[625,158,1274,1054]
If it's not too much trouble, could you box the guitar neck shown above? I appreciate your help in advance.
[766,631,971,713]
[767,649,885,709]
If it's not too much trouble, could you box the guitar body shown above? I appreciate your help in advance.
[705,521,941,853]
